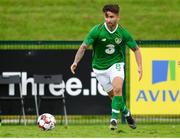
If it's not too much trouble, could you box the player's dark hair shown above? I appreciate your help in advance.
[102,4,120,14]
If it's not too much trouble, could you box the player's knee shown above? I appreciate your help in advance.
[113,86,122,96]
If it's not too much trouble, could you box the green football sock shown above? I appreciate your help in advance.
[119,96,129,115]
[111,96,121,119]
[111,96,129,120]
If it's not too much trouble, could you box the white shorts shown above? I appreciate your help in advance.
[93,62,125,93]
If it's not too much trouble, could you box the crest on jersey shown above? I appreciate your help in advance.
[115,37,122,44]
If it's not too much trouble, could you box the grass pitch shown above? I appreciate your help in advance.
[0,0,179,40]
[0,124,180,138]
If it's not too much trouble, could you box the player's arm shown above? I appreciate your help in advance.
[70,43,88,74]
[131,47,143,81]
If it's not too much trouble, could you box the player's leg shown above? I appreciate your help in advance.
[110,63,136,129]
[109,63,125,130]
[112,77,128,115]
[109,77,124,130]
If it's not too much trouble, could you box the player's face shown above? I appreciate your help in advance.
[104,11,119,28]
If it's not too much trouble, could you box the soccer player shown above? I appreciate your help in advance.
[70,4,142,130]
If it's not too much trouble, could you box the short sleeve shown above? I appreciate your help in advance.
[123,29,138,49]
[83,25,99,46]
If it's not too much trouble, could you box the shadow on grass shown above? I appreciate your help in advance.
[117,129,126,133]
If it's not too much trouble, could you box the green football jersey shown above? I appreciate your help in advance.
[83,23,137,70]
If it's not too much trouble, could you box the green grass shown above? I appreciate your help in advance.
[0,0,179,40]
[0,124,180,137]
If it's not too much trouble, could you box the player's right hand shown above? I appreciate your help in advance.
[70,62,77,74]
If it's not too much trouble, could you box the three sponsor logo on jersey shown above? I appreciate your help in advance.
[102,37,122,55]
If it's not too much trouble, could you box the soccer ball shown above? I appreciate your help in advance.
[37,113,56,131]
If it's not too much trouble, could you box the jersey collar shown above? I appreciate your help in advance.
[104,22,118,34]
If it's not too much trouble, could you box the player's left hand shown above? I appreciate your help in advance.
[138,67,143,81]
